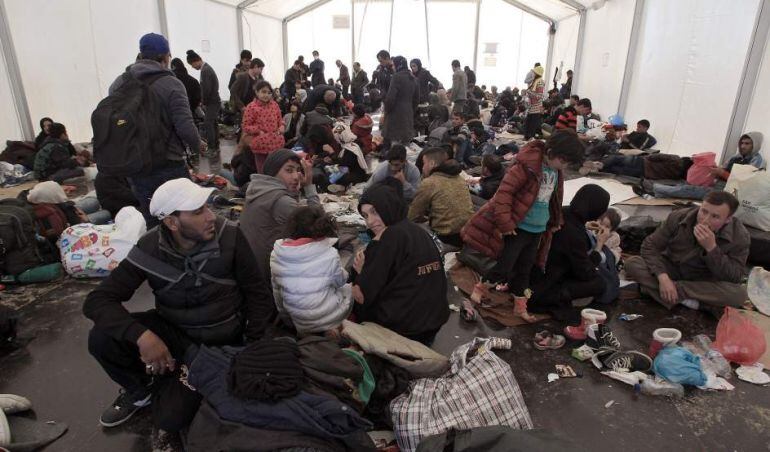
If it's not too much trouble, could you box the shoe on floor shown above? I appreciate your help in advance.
[600,350,653,372]
[585,323,621,352]
[99,388,152,428]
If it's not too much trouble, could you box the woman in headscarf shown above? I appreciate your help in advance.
[529,184,615,320]
[410,58,442,104]
[170,57,202,117]
[382,56,419,146]
[34,117,54,149]
[352,179,449,345]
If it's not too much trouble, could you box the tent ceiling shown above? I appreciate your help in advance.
[240,0,582,21]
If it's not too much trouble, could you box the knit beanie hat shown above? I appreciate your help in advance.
[186,50,202,64]
[139,33,170,58]
[263,149,300,177]
[533,66,544,77]
[227,337,304,401]
[358,180,407,226]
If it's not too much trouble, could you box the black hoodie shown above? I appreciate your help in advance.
[355,182,449,340]
[544,184,610,281]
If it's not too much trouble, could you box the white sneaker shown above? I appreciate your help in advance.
[680,299,700,310]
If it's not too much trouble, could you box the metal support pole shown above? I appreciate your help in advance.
[388,0,395,52]
[0,0,33,139]
[545,23,555,89]
[350,0,355,64]
[571,8,586,94]
[424,0,431,66]
[282,20,289,71]
[236,7,244,51]
[722,0,770,163]
[617,0,645,116]
[157,0,169,37]
[473,0,482,73]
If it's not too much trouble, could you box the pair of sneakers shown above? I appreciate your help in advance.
[586,323,652,372]
[99,387,152,428]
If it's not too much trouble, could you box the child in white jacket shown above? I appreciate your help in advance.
[271,206,352,335]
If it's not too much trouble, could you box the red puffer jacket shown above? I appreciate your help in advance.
[461,140,563,266]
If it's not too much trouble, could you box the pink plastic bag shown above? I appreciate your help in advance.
[686,152,717,187]
[713,307,767,365]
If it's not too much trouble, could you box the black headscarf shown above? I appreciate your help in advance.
[358,179,407,226]
[410,58,423,72]
[34,117,54,149]
[392,56,408,73]
[170,57,188,77]
[569,184,610,223]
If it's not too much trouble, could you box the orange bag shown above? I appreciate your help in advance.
[713,307,767,365]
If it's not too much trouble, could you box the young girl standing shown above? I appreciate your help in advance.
[241,81,285,173]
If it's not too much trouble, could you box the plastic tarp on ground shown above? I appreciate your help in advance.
[165,0,239,101]
[4,0,161,142]
[572,0,636,118]
[623,0,760,161]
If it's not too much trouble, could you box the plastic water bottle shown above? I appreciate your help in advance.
[640,378,685,397]
[692,334,732,378]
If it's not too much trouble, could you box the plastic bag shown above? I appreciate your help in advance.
[685,152,716,187]
[724,165,770,232]
[713,307,767,365]
[748,267,770,316]
[652,346,707,386]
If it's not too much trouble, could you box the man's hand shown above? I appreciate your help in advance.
[353,249,365,274]
[657,273,679,305]
[323,156,333,164]
[301,158,314,187]
[322,144,335,154]
[393,170,406,184]
[137,330,175,375]
[596,226,611,249]
[694,223,717,252]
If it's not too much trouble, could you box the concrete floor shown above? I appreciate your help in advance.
[1,275,769,451]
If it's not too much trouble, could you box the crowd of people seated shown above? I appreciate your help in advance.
[2,30,765,448]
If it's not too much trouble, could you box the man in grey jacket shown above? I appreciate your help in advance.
[625,191,750,313]
[450,60,467,113]
[187,50,222,174]
[239,150,319,285]
[108,33,203,227]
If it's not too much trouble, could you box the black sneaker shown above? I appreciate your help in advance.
[99,388,152,427]
[585,323,621,352]
[600,350,653,372]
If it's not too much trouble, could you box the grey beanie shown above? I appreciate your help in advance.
[263,149,300,177]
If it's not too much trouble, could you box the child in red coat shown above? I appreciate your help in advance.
[241,81,285,173]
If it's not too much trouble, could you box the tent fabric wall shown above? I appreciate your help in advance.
[426,0,478,88]
[743,17,770,164]
[550,13,579,92]
[286,0,352,86]
[240,11,285,87]
[0,33,23,141]
[572,0,636,118]
[353,0,393,77]
[623,0,760,160]
[4,0,160,142]
[165,0,238,102]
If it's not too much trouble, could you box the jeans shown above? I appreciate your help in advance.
[485,229,542,297]
[203,103,221,174]
[601,155,644,178]
[352,90,364,105]
[50,167,85,184]
[75,196,111,225]
[653,182,711,200]
[88,310,203,432]
[129,162,190,228]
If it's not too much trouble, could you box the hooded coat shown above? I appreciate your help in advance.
[270,238,353,334]
[354,183,449,339]
[239,174,320,284]
[461,140,563,266]
[382,57,419,144]
[242,99,285,154]
[726,131,765,172]
[411,59,441,104]
[408,160,474,236]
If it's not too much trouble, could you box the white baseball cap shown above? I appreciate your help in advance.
[149,178,215,219]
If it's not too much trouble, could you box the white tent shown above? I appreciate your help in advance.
[1,0,769,165]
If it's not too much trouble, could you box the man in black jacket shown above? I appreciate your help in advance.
[84,178,275,432]
[187,50,222,174]
[309,50,325,87]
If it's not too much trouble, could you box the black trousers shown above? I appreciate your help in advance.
[529,265,605,316]
[88,310,202,432]
[485,230,541,297]
[524,113,543,140]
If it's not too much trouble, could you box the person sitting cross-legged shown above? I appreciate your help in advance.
[625,191,750,314]
[83,178,276,432]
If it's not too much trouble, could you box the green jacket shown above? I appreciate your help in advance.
[34,138,75,180]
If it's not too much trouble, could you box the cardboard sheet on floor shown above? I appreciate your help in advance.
[562,177,637,206]
[0,180,36,199]
[448,262,548,326]
[737,309,770,369]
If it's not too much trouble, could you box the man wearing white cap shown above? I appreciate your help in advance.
[83,178,275,431]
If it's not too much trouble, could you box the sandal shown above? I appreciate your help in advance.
[534,331,566,350]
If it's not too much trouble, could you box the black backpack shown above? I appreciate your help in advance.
[0,198,44,276]
[91,71,171,177]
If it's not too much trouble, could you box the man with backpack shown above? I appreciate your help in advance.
[94,33,203,228]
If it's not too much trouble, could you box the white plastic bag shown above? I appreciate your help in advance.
[747,266,770,316]
[725,164,770,231]
[58,206,146,278]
